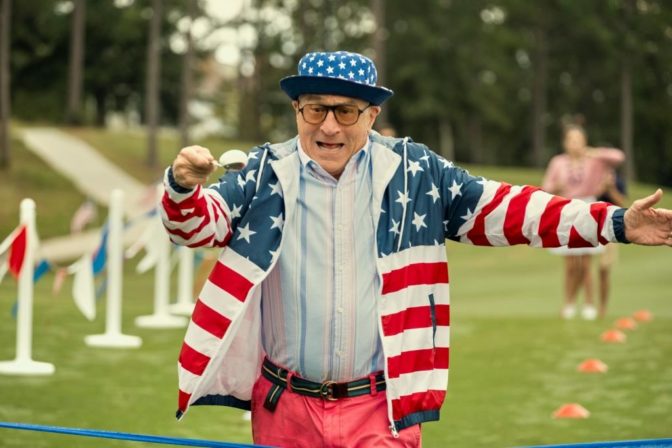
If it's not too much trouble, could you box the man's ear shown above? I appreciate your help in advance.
[367,106,382,128]
[292,100,299,111]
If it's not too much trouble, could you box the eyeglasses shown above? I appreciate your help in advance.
[297,103,371,126]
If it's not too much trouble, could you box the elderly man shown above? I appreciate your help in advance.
[162,50,672,447]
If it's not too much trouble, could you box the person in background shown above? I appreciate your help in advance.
[378,124,397,137]
[542,124,625,320]
[596,168,628,318]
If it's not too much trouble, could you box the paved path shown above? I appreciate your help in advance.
[21,128,155,261]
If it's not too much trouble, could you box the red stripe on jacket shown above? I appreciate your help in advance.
[590,202,611,245]
[538,196,571,247]
[503,186,539,245]
[392,390,446,421]
[467,183,512,246]
[382,305,450,337]
[162,188,204,222]
[208,261,254,302]
[568,226,593,248]
[178,389,191,412]
[192,300,232,339]
[387,347,449,379]
[179,342,210,376]
[382,262,448,295]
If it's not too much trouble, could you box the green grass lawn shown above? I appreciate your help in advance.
[0,127,670,447]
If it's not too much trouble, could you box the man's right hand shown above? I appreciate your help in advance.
[172,145,217,189]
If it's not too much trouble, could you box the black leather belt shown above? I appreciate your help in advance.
[261,358,386,411]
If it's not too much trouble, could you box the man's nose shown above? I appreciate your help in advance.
[320,110,341,135]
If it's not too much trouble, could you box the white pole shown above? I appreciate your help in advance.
[0,199,55,375]
[85,189,142,348]
[135,185,187,329]
[169,247,195,315]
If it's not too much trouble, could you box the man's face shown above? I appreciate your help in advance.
[294,94,380,178]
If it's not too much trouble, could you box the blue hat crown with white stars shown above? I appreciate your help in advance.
[280,51,393,105]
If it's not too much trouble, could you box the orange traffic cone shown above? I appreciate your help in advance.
[633,309,653,322]
[553,403,590,419]
[601,329,626,343]
[577,359,608,373]
[615,317,637,331]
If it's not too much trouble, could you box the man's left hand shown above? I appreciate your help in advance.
[624,189,672,246]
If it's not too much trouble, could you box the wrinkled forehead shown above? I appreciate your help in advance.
[297,94,369,107]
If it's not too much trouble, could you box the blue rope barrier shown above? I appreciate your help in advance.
[0,422,268,448]
[526,438,672,447]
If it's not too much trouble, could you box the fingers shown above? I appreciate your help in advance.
[632,189,663,211]
[173,145,216,189]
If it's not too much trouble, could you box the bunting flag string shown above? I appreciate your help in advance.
[3,204,184,322]
[0,225,28,284]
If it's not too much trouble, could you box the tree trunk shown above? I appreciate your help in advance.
[371,0,389,127]
[439,118,455,162]
[66,0,85,125]
[531,25,548,167]
[620,0,635,182]
[145,0,162,168]
[467,115,483,164]
[94,90,107,127]
[0,0,11,169]
[178,0,196,149]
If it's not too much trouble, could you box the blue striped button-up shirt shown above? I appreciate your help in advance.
[260,139,384,382]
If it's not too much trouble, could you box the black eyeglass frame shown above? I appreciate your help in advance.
[296,103,372,126]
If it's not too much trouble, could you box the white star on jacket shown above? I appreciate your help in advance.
[389,219,401,235]
[245,170,257,184]
[412,212,427,231]
[269,182,283,197]
[407,160,424,177]
[449,180,463,199]
[426,183,441,204]
[461,208,474,221]
[237,223,256,243]
[396,190,411,206]
[230,204,243,219]
[269,213,284,231]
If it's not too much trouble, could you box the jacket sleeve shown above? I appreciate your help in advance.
[438,159,629,247]
[160,148,262,248]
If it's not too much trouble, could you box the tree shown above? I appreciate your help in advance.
[0,0,11,169]
[178,0,197,149]
[66,0,85,124]
[371,0,389,127]
[145,0,163,168]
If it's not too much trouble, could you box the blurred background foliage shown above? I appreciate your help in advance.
[2,0,672,184]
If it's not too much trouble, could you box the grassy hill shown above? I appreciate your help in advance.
[0,127,670,447]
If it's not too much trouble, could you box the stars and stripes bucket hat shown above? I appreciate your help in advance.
[280,51,394,105]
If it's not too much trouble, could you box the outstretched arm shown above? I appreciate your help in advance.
[624,189,672,246]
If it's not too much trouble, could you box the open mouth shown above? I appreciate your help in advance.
[317,141,344,150]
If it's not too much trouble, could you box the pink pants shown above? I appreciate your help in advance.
[251,374,422,447]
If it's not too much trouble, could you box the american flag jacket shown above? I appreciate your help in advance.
[161,131,628,433]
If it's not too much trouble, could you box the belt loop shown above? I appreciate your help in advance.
[286,371,294,393]
[369,374,378,396]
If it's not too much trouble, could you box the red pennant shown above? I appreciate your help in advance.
[8,225,27,279]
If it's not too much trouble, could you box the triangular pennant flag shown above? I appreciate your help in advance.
[0,225,23,255]
[34,259,51,283]
[92,225,109,276]
[70,254,96,321]
[8,225,28,279]
[135,218,165,273]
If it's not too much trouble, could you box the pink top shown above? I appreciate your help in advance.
[542,148,625,199]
